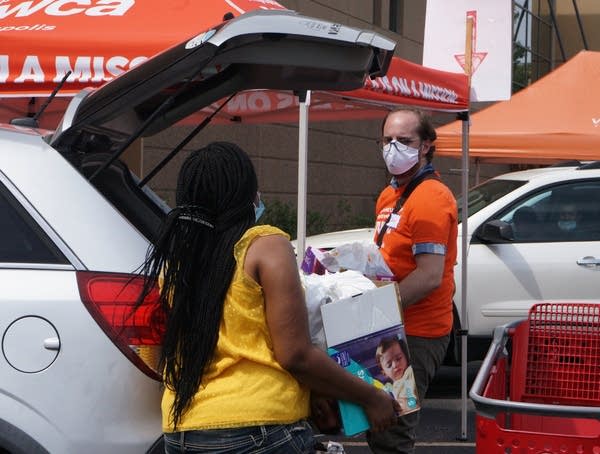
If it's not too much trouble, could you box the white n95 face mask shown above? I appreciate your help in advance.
[382,140,420,175]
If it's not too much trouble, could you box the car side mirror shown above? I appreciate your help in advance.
[475,219,514,243]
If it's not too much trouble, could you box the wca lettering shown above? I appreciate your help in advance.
[0,0,134,18]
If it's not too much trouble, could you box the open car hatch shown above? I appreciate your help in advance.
[50,9,395,154]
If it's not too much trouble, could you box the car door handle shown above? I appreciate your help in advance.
[577,256,600,268]
[43,337,60,351]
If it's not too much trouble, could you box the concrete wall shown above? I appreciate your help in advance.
[141,0,510,235]
[554,0,600,62]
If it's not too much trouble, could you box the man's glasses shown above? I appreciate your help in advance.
[377,136,420,147]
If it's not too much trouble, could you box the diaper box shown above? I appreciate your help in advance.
[320,283,419,436]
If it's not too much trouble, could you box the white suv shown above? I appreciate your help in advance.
[300,163,600,362]
[0,10,394,453]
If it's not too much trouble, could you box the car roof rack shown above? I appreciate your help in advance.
[577,161,600,170]
[547,160,582,168]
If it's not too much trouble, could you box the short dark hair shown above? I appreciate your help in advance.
[381,108,437,162]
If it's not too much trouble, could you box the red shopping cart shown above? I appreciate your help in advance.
[469,302,600,453]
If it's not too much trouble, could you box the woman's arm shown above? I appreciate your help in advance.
[245,234,399,432]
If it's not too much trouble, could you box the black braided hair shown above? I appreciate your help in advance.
[137,141,257,429]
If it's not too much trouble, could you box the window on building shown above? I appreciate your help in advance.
[513,0,590,93]
[513,0,553,93]
[374,0,403,34]
[389,0,402,34]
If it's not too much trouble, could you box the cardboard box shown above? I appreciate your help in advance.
[320,283,419,436]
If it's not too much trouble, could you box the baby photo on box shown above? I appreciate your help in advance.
[328,325,420,427]
[375,332,419,414]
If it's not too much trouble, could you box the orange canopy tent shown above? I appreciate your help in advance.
[435,50,600,164]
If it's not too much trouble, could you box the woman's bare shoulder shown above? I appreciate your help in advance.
[251,232,294,257]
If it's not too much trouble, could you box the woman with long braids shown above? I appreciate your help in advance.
[137,142,399,453]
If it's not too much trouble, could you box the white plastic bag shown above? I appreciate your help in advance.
[318,241,394,279]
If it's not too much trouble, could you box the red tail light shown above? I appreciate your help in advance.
[76,271,164,380]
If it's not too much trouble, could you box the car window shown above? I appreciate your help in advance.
[76,153,169,242]
[0,185,69,264]
[457,179,525,223]
[499,180,600,242]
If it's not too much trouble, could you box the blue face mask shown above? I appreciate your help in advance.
[254,196,265,222]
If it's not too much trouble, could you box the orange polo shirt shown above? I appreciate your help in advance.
[374,178,457,337]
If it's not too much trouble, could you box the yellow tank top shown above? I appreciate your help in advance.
[162,225,310,431]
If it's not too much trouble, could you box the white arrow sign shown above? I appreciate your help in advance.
[423,0,512,102]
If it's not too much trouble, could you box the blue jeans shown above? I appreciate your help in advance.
[163,420,315,453]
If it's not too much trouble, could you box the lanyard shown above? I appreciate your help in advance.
[375,168,439,248]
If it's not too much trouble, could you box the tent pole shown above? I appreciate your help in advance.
[458,111,470,442]
[296,90,311,267]
[458,12,473,442]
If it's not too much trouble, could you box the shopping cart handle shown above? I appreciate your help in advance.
[469,321,600,420]
[469,322,517,418]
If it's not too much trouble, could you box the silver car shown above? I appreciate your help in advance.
[0,10,395,453]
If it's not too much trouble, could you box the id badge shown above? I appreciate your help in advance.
[387,213,401,229]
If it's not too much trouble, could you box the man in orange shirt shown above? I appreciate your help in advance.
[368,108,458,454]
